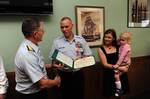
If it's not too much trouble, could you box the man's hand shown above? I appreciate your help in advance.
[45,64,52,69]
[54,75,61,87]
[52,60,64,69]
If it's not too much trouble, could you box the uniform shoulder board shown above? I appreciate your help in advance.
[26,45,35,52]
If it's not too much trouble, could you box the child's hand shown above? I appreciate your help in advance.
[112,65,119,69]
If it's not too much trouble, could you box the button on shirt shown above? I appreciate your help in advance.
[49,35,92,70]
[15,39,47,94]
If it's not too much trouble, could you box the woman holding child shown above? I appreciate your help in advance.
[97,29,129,98]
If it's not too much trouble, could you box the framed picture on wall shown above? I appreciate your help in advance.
[75,6,105,48]
[128,0,150,28]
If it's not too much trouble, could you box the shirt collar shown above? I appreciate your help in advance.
[63,35,78,43]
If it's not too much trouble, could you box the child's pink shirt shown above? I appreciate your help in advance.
[117,44,131,66]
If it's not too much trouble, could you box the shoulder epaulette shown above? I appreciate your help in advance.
[26,45,35,52]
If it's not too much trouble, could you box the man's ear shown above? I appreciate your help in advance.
[32,31,37,38]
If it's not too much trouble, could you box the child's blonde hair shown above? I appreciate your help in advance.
[120,32,131,44]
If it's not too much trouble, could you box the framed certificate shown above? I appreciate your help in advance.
[52,50,95,69]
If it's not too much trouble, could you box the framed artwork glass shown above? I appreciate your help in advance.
[75,6,105,47]
[128,0,150,28]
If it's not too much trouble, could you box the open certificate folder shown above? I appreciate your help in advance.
[52,50,95,69]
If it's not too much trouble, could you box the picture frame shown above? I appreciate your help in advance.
[75,6,105,47]
[128,0,150,28]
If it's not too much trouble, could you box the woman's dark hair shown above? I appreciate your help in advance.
[22,17,41,37]
[103,29,117,47]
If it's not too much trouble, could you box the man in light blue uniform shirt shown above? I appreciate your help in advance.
[49,17,92,99]
[50,35,91,60]
[15,17,61,99]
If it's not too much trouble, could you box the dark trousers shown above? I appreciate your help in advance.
[59,70,84,99]
[16,89,48,99]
